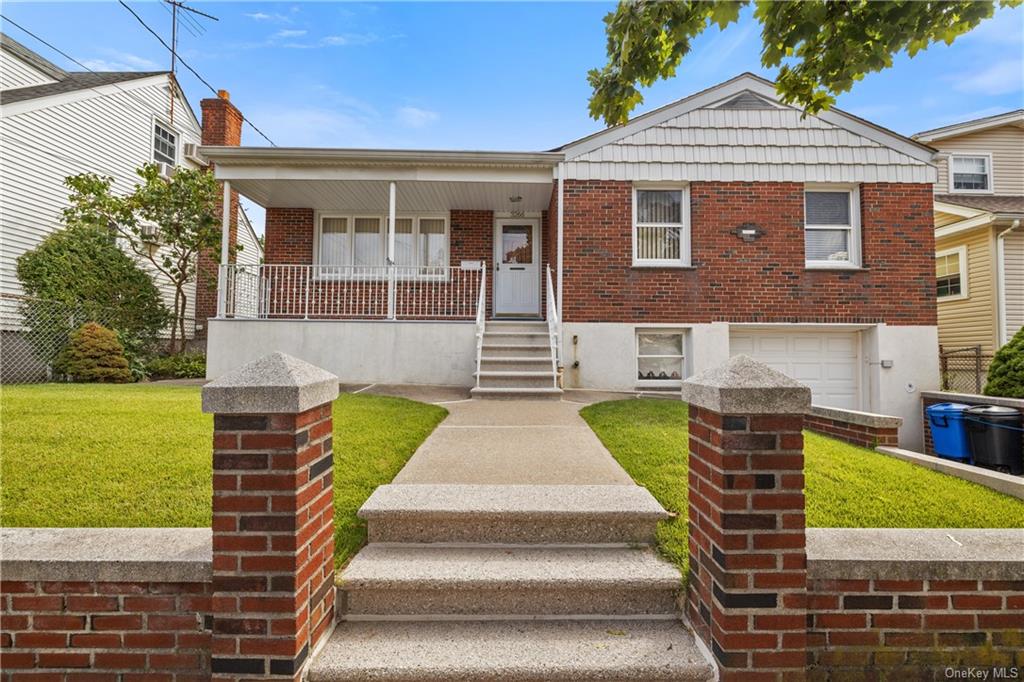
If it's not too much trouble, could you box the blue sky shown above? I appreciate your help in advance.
[4,1,1022,232]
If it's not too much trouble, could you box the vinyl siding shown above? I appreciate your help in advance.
[565,107,935,183]
[237,209,262,266]
[936,227,998,354]
[1003,229,1024,343]
[0,50,56,90]
[933,127,1024,196]
[0,78,204,329]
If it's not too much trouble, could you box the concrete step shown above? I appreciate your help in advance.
[482,331,551,344]
[360,484,669,544]
[479,357,554,372]
[339,544,680,617]
[475,371,557,389]
[470,386,564,400]
[485,321,549,333]
[480,344,553,357]
[307,619,714,681]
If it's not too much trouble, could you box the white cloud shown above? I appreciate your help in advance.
[320,33,381,47]
[244,12,271,20]
[395,106,439,129]
[952,58,1024,96]
[243,11,292,23]
[275,29,307,39]
[80,49,161,72]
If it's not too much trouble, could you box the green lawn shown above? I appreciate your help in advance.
[580,399,1024,573]
[0,384,446,568]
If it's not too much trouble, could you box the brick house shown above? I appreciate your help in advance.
[201,73,940,447]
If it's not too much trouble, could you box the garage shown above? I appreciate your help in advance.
[729,329,861,409]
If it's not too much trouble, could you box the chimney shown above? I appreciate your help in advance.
[194,91,243,341]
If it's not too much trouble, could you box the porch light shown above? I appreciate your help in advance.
[509,195,524,218]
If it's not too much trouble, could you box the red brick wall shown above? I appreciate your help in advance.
[808,576,1024,675]
[561,180,936,325]
[1,579,211,680]
[804,415,900,449]
[195,95,244,336]
[450,210,493,317]
[264,208,315,265]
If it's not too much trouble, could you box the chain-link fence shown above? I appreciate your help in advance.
[939,345,994,394]
[1,293,199,384]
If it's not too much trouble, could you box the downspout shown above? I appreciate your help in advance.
[216,180,231,318]
[995,218,1021,347]
[556,162,565,362]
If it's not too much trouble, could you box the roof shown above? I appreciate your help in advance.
[200,146,563,168]
[935,194,1024,216]
[0,70,167,105]
[0,32,67,81]
[913,110,1024,143]
[556,72,936,163]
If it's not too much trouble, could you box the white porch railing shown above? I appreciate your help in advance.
[474,266,487,388]
[219,263,484,321]
[545,264,561,384]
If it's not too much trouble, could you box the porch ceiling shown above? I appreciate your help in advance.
[226,178,554,213]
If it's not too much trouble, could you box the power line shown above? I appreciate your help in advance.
[118,0,277,147]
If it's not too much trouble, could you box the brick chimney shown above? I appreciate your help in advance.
[195,90,243,341]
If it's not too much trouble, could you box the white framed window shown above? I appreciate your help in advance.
[949,154,993,193]
[314,213,449,273]
[153,121,177,166]
[636,330,685,386]
[632,185,690,267]
[804,185,861,268]
[936,246,968,300]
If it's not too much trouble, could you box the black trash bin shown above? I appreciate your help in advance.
[964,405,1023,475]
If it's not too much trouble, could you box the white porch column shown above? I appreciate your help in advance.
[387,181,397,319]
[216,180,231,318]
[556,163,564,359]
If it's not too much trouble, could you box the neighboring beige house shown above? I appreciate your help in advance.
[913,110,1024,360]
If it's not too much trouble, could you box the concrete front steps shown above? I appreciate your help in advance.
[472,320,562,400]
[308,484,715,681]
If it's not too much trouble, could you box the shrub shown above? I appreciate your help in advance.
[984,327,1024,398]
[55,322,132,383]
[146,352,206,380]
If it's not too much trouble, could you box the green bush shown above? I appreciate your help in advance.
[984,327,1024,398]
[55,323,132,383]
[146,352,206,380]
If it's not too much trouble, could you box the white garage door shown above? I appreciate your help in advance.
[730,330,861,409]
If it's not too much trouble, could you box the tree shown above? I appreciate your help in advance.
[55,322,132,383]
[984,327,1024,398]
[588,0,1020,126]
[63,164,233,353]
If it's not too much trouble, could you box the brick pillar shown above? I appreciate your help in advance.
[196,90,243,338]
[202,352,339,680]
[681,355,812,681]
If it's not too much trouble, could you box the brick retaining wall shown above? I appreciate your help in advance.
[804,405,902,449]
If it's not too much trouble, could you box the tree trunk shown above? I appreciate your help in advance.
[169,287,180,355]
[178,288,188,354]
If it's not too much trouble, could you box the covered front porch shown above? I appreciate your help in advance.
[201,146,565,386]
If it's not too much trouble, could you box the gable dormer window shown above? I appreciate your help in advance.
[950,154,992,193]
[153,121,177,166]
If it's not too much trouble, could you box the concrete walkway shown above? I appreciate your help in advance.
[393,400,634,485]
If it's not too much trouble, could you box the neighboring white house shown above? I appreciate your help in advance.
[0,32,262,344]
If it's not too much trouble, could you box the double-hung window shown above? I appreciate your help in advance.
[804,186,860,268]
[316,213,449,273]
[153,121,177,165]
[633,186,690,266]
[935,246,967,300]
[950,154,992,193]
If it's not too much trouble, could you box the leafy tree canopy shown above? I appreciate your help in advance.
[589,0,1020,126]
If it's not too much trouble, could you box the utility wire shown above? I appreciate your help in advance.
[118,0,277,147]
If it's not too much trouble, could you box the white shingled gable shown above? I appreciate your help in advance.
[561,74,936,184]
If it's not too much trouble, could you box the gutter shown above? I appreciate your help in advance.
[995,219,1022,347]
[199,146,564,168]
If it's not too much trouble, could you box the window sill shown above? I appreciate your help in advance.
[804,264,867,272]
[631,263,695,270]
[938,294,969,303]
[948,189,994,195]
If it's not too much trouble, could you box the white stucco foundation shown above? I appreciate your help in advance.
[206,319,477,386]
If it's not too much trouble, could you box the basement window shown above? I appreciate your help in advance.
[153,121,177,165]
[636,330,685,386]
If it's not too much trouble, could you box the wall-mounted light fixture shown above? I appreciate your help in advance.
[731,222,765,243]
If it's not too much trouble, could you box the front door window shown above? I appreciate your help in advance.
[502,226,533,264]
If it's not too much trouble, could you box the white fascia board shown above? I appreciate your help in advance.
[561,73,936,166]
[0,73,170,117]
[213,163,556,185]
[935,213,995,239]
[913,110,1024,143]
[201,146,563,168]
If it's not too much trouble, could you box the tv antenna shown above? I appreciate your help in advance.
[163,0,218,124]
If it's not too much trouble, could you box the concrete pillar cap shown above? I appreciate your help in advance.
[681,354,811,415]
[202,351,339,414]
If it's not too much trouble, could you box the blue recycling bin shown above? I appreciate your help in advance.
[926,402,972,461]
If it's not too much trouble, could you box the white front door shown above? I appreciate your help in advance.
[493,219,540,316]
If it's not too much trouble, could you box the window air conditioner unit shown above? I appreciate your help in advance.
[157,162,174,179]
[183,142,206,165]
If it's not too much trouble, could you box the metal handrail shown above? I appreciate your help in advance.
[545,264,560,388]
[474,264,487,388]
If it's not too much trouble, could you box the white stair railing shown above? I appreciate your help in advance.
[545,264,561,388]
[474,264,487,389]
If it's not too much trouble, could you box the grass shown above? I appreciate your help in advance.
[0,384,446,568]
[580,399,1024,573]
